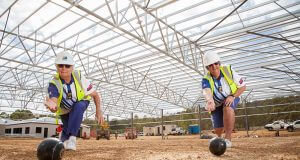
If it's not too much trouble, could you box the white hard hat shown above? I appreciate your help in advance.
[203,53,220,67]
[55,51,75,65]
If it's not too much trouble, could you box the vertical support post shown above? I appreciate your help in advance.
[161,109,164,140]
[198,104,202,138]
[131,112,134,140]
[106,114,109,125]
[243,100,249,137]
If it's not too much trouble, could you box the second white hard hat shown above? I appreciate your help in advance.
[203,53,220,67]
[55,51,75,65]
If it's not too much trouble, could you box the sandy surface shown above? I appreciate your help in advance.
[0,130,299,160]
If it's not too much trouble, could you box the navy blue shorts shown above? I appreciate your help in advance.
[211,97,240,128]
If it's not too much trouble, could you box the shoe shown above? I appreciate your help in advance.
[225,139,232,148]
[63,139,69,148]
[65,136,76,150]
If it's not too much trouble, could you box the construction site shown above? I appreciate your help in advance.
[0,0,300,159]
[0,130,300,160]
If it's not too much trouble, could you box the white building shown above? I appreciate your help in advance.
[143,124,177,136]
[1,117,61,138]
[79,124,91,139]
[0,117,90,138]
[143,126,155,136]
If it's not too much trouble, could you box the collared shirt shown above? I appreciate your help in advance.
[202,66,245,107]
[48,74,95,110]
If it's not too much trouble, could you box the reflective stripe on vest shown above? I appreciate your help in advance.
[50,70,91,116]
[203,65,238,94]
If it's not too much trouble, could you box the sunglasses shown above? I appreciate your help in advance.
[57,64,71,68]
[208,62,220,68]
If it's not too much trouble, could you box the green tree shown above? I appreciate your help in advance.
[134,114,139,119]
[10,110,34,120]
[0,112,9,118]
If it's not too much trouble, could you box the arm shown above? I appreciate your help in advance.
[80,74,105,124]
[224,85,246,107]
[203,88,216,112]
[225,67,247,107]
[44,97,58,113]
[202,78,215,112]
[89,91,104,125]
[44,83,59,113]
[232,85,246,98]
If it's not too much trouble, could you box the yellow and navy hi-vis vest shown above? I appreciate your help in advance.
[50,70,91,118]
[203,65,238,95]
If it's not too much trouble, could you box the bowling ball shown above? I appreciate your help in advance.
[209,137,226,156]
[37,138,65,160]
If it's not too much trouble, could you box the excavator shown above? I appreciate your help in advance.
[96,122,110,140]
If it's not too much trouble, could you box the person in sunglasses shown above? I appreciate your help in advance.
[202,52,246,148]
[44,51,104,150]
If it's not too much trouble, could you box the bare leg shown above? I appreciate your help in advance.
[214,128,223,137]
[223,106,235,140]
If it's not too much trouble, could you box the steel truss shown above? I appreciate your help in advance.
[0,0,299,119]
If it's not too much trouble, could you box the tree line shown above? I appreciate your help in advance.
[1,95,299,133]
[85,95,300,132]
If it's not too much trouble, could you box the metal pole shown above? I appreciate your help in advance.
[198,104,202,138]
[161,109,164,140]
[195,0,248,42]
[131,112,133,140]
[106,114,109,125]
[247,31,300,45]
[243,100,249,137]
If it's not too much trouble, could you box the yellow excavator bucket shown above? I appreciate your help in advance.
[101,122,109,130]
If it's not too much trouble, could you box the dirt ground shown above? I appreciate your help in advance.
[0,130,299,160]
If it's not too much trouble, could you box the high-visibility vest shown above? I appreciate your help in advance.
[203,65,238,95]
[50,70,91,117]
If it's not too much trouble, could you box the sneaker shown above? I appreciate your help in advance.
[63,139,69,148]
[225,139,232,148]
[65,136,76,150]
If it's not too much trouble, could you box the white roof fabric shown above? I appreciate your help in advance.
[0,0,299,119]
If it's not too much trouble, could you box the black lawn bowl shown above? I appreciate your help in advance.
[209,137,226,156]
[37,138,65,160]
